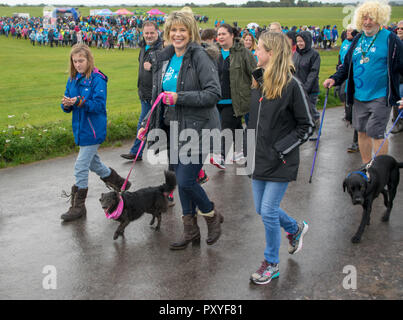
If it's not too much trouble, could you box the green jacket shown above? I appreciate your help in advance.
[219,40,257,117]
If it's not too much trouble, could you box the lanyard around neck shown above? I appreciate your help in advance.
[360,31,379,58]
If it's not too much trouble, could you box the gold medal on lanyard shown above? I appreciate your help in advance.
[360,32,378,64]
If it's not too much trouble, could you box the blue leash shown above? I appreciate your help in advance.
[365,106,403,170]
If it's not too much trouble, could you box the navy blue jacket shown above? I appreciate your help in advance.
[330,31,403,107]
[62,68,108,146]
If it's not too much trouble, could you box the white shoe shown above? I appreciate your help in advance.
[210,154,226,169]
[233,151,246,163]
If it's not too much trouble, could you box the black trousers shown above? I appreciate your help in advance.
[217,104,243,159]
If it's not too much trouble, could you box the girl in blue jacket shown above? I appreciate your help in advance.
[60,44,130,222]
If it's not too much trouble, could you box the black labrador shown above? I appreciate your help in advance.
[99,170,176,240]
[343,155,403,243]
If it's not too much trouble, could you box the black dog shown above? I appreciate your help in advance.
[100,170,176,240]
[343,155,403,243]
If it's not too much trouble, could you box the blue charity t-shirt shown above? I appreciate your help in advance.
[221,48,230,60]
[340,39,353,93]
[218,48,232,105]
[339,39,352,65]
[162,53,183,105]
[352,28,390,102]
[145,44,150,52]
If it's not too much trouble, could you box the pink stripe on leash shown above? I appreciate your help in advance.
[120,92,166,192]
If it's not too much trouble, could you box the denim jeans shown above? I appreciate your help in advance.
[172,155,213,216]
[252,179,299,264]
[130,100,152,157]
[74,144,111,189]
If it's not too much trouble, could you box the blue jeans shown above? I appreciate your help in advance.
[172,156,213,216]
[244,113,249,127]
[252,179,299,264]
[130,100,151,157]
[74,144,111,189]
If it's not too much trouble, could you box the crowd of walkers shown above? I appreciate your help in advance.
[5,1,403,286]
[0,13,211,50]
[1,14,165,49]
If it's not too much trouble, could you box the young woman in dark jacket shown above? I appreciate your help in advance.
[248,32,314,285]
[138,11,223,250]
[293,31,321,124]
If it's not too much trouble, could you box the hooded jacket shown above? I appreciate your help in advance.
[248,69,314,182]
[61,68,108,146]
[293,31,321,95]
[137,36,163,101]
[145,42,221,156]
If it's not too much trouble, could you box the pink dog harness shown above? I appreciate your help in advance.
[105,195,124,220]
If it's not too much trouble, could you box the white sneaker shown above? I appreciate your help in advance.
[233,151,246,163]
[210,154,226,169]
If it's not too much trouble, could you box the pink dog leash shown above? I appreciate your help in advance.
[120,92,169,191]
[105,92,168,220]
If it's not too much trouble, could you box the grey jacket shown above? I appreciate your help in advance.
[144,42,222,156]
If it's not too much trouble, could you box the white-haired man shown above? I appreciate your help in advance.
[324,1,403,165]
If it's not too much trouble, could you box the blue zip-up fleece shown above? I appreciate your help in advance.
[61,68,108,146]
[330,31,403,108]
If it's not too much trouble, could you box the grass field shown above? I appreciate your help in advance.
[0,35,339,130]
[0,36,139,129]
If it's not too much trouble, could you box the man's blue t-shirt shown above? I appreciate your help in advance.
[145,44,150,52]
[162,53,183,93]
[352,28,390,102]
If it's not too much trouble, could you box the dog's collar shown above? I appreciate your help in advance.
[347,171,369,182]
[105,195,124,220]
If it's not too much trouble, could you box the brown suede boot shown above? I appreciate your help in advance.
[61,187,88,222]
[169,215,201,250]
[101,167,131,192]
[198,203,223,245]
[62,185,78,209]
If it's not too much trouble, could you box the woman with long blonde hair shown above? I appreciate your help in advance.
[248,32,314,285]
[242,32,257,54]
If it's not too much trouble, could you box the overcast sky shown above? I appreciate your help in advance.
[3,0,357,6]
